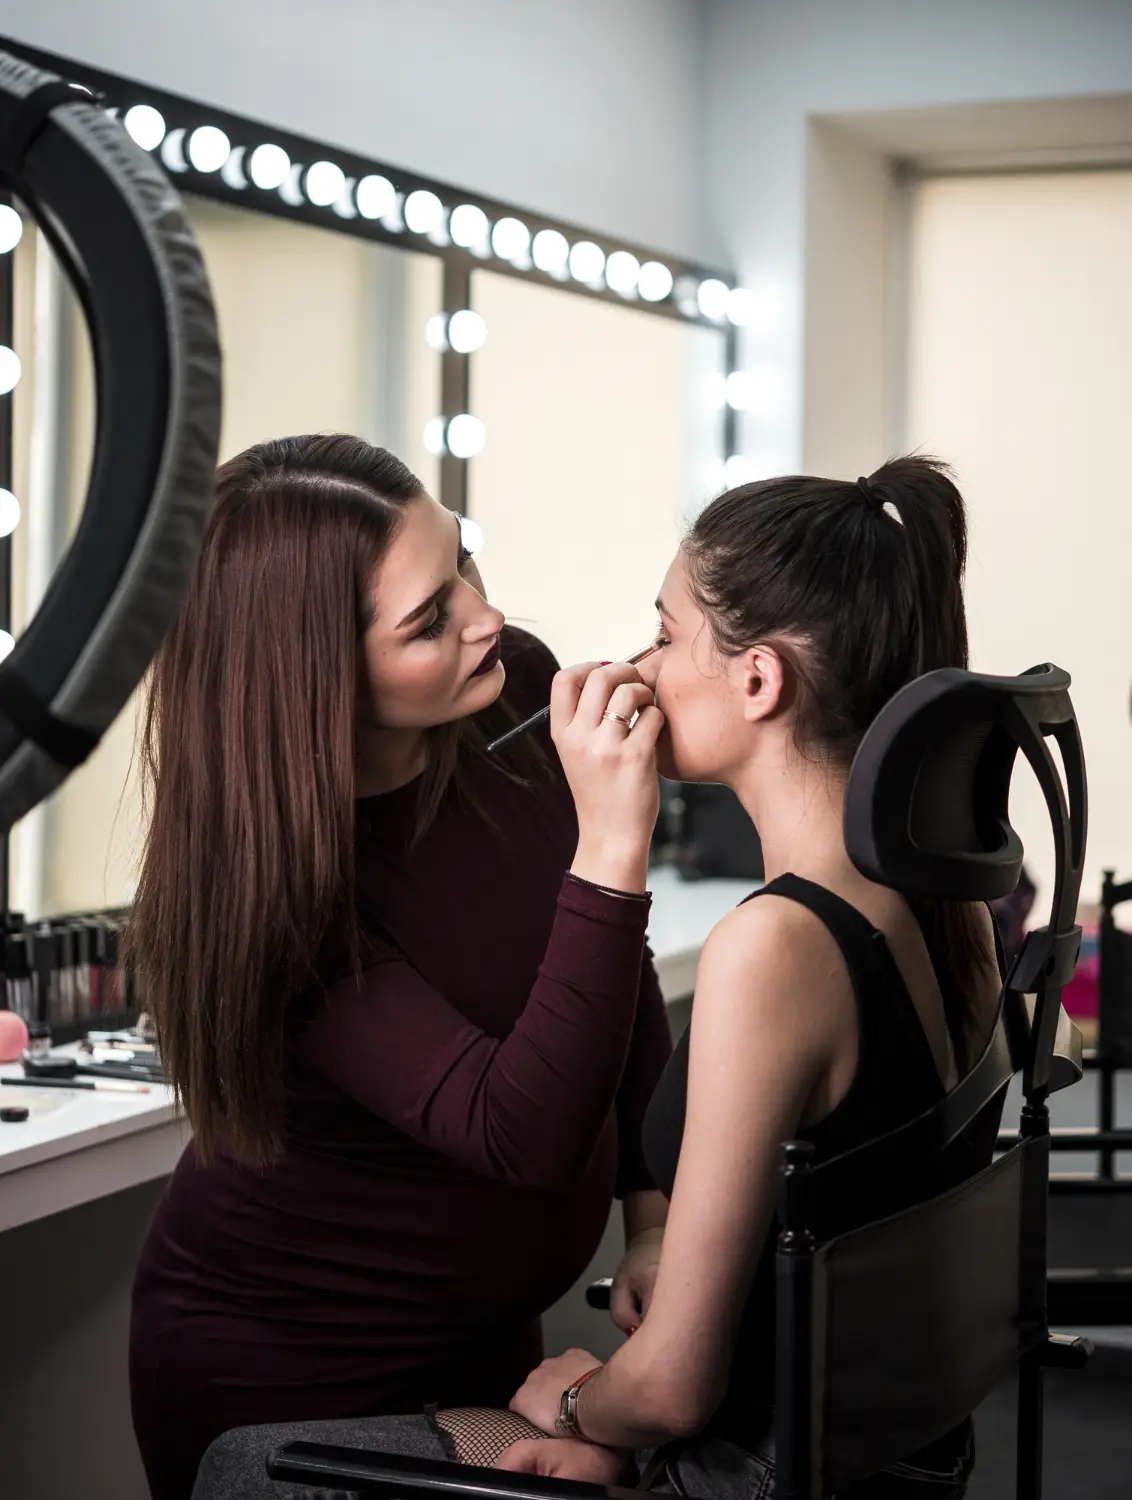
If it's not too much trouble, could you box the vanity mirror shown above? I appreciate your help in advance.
[0,36,749,916]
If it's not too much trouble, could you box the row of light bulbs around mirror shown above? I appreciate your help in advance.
[0,200,765,575]
[107,103,762,324]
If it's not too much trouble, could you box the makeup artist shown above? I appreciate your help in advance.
[126,434,672,1500]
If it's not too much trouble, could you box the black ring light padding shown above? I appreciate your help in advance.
[0,664,99,766]
[0,78,97,173]
[0,51,222,832]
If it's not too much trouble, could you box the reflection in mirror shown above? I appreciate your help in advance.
[467,269,725,667]
[8,200,442,918]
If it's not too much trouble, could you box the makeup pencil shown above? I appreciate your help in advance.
[485,643,660,755]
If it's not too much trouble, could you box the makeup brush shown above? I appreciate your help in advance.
[485,643,660,755]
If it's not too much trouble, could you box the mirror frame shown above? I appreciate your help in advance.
[0,34,740,520]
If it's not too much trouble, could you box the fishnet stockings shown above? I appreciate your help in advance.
[433,1407,549,1467]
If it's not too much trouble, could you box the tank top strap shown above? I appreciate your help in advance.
[743,873,892,987]
[742,873,935,1066]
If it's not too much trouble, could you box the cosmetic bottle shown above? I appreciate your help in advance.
[32,924,60,1028]
[5,934,33,1024]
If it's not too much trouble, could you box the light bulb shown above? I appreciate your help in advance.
[0,489,19,537]
[0,630,13,664]
[248,143,290,190]
[447,310,486,355]
[0,347,21,395]
[724,371,756,411]
[306,161,346,207]
[446,414,486,460]
[460,516,484,556]
[697,278,730,320]
[0,205,22,255]
[449,204,489,248]
[123,104,166,151]
[404,190,444,234]
[638,261,674,302]
[605,250,640,295]
[568,241,605,283]
[425,315,449,352]
[532,229,569,273]
[723,455,760,488]
[356,174,396,220]
[491,217,530,262]
[187,125,231,173]
[423,417,447,456]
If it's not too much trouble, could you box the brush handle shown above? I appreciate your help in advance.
[485,705,549,754]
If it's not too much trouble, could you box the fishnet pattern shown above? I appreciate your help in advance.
[434,1407,550,1467]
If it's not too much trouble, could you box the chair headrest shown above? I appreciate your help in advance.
[844,664,1085,927]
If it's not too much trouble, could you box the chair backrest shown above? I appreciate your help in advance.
[775,664,1087,1499]
[777,1139,1046,1496]
[844,661,1087,1097]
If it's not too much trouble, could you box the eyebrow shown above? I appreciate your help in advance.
[655,597,673,620]
[395,514,466,630]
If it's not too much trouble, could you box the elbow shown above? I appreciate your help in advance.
[640,1372,724,1441]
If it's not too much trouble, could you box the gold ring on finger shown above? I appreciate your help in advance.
[602,711,633,729]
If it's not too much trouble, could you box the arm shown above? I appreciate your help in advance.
[303,876,650,1193]
[511,896,849,1445]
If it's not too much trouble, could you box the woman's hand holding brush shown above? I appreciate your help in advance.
[551,660,664,895]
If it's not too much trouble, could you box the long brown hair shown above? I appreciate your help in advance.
[685,455,995,1069]
[127,434,531,1168]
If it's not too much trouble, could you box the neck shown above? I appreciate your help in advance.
[729,735,854,887]
[355,725,428,798]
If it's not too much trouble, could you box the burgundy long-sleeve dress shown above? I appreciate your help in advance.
[129,628,672,1500]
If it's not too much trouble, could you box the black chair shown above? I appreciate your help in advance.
[1008,869,1132,1326]
[268,663,1089,1500]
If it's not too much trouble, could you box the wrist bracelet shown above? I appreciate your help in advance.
[556,1365,602,1439]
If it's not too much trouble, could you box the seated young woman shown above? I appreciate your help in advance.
[127,435,673,1500]
[192,456,1003,1500]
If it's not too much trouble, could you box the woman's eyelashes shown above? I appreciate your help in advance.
[654,628,672,648]
[415,553,474,640]
[414,601,451,641]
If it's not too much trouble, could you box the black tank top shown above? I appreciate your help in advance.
[641,873,1004,1446]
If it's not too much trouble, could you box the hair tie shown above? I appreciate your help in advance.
[857,475,877,505]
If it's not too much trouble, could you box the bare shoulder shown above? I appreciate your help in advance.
[694,893,855,1058]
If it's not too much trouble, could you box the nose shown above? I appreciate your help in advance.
[462,584,505,641]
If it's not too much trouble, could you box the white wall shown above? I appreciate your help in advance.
[0,0,713,263]
[703,0,1132,473]
[905,168,1132,901]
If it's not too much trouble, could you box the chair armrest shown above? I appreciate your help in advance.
[1019,995,1083,1092]
[267,1444,645,1500]
[586,1279,613,1310]
[1035,1333,1093,1370]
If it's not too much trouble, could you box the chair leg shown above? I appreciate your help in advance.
[1016,1357,1045,1500]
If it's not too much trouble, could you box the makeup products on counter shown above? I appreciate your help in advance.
[0,908,141,1040]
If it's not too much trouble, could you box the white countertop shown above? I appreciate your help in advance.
[0,869,750,1233]
[0,1053,183,1233]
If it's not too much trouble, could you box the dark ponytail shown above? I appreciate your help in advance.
[685,455,995,1068]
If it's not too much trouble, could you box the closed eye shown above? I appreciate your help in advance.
[414,600,452,641]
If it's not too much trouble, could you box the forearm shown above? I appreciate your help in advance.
[622,1189,668,1243]
[573,1335,702,1450]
